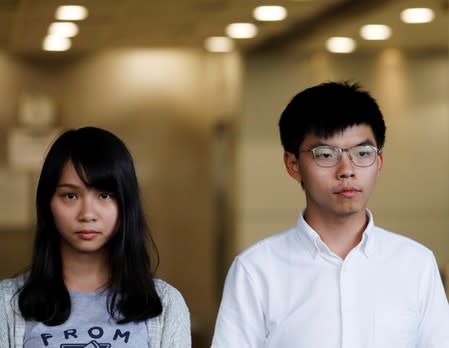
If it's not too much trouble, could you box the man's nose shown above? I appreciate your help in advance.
[336,150,355,178]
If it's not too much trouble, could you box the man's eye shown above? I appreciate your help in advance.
[353,146,374,158]
[358,151,370,157]
[315,149,335,158]
[318,153,333,158]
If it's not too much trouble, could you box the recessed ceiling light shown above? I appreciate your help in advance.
[400,8,434,23]
[43,35,71,51]
[226,23,258,39]
[48,22,79,37]
[326,37,356,53]
[55,5,88,21]
[253,6,287,21]
[360,24,391,40]
[205,36,234,53]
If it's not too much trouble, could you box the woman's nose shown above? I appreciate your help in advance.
[78,197,97,222]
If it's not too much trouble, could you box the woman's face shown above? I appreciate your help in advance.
[50,161,119,258]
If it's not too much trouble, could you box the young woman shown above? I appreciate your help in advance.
[0,127,191,347]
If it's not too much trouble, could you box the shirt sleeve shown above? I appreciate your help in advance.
[160,284,191,348]
[416,253,449,348]
[211,258,266,348]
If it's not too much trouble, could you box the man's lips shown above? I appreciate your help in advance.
[75,230,100,240]
[334,187,361,198]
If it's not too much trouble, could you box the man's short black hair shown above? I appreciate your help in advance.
[279,81,386,156]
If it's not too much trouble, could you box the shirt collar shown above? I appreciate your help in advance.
[361,209,375,256]
[296,209,376,258]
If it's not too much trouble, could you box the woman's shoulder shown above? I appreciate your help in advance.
[153,278,190,322]
[153,278,187,308]
[0,274,27,309]
[0,273,27,294]
[151,278,191,347]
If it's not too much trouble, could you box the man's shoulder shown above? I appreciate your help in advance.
[374,226,433,258]
[235,226,299,264]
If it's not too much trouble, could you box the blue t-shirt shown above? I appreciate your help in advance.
[23,291,148,348]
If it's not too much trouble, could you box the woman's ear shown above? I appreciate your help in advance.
[284,151,302,182]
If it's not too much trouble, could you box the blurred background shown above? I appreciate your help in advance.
[0,0,448,346]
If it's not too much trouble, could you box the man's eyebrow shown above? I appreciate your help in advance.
[307,139,376,148]
[308,141,330,148]
[356,139,375,146]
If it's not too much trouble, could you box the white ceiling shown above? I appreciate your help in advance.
[0,0,447,57]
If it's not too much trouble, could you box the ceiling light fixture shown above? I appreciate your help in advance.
[48,22,79,37]
[55,5,88,21]
[43,35,71,51]
[253,6,287,21]
[226,23,258,39]
[326,37,356,53]
[400,8,434,23]
[360,24,391,40]
[205,36,234,53]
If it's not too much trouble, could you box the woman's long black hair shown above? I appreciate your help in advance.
[18,127,163,325]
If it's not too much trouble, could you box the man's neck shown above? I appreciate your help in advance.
[304,209,369,259]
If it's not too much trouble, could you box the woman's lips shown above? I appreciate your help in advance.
[75,230,99,240]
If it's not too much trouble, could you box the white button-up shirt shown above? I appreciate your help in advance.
[212,211,449,348]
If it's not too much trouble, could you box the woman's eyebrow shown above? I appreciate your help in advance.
[55,183,80,189]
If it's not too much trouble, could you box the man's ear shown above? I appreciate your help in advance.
[377,150,384,175]
[284,151,301,182]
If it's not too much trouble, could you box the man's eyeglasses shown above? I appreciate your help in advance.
[301,145,380,168]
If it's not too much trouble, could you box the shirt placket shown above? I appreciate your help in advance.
[339,258,361,348]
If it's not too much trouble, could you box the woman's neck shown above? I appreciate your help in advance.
[62,249,110,292]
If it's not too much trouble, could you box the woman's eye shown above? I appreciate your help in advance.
[99,192,114,200]
[63,193,77,200]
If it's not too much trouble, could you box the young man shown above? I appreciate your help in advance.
[211,82,449,348]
